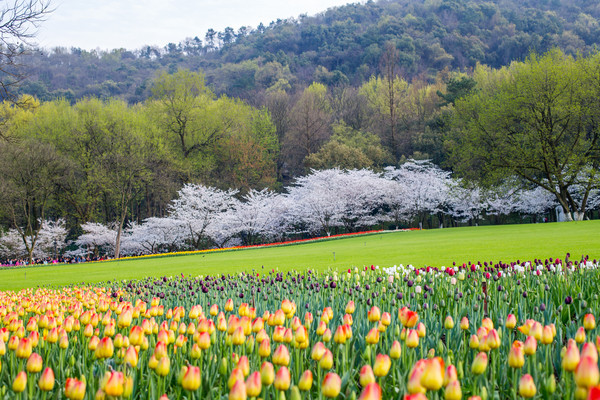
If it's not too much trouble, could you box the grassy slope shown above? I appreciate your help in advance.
[1,221,598,291]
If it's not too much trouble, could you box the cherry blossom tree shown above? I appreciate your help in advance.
[73,222,116,257]
[286,169,345,236]
[124,217,188,254]
[168,183,238,249]
[383,160,451,228]
[225,189,289,245]
[447,180,486,225]
[0,219,67,260]
[514,186,557,220]
[287,169,388,235]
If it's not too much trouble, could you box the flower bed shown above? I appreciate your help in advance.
[0,255,599,399]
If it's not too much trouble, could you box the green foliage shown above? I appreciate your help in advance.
[305,122,393,170]
[449,49,600,218]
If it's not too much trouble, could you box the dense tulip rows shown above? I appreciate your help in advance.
[1,257,600,399]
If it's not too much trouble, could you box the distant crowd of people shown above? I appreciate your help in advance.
[0,255,110,268]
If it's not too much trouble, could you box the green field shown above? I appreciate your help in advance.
[1,220,598,291]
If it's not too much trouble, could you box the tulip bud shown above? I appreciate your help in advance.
[469,334,479,349]
[460,317,469,330]
[485,329,500,350]
[444,316,455,330]
[296,369,312,391]
[417,322,426,338]
[575,356,600,388]
[261,361,275,386]
[357,365,375,387]
[334,326,346,344]
[368,306,381,322]
[16,337,32,359]
[508,344,524,369]
[406,329,419,348]
[156,356,170,377]
[505,314,517,330]
[345,301,355,314]
[390,340,401,359]
[575,326,586,344]
[227,368,244,390]
[373,354,391,377]
[274,366,291,391]
[562,341,580,372]
[26,352,43,373]
[229,379,247,400]
[366,328,379,345]
[104,371,124,397]
[584,314,596,331]
[322,372,341,398]
[322,328,332,343]
[358,382,382,400]
[420,357,444,390]
[519,374,536,398]
[273,344,290,367]
[181,366,200,391]
[38,367,55,391]
[445,380,462,400]
[471,352,488,375]
[544,374,556,394]
[524,336,537,356]
[582,342,599,363]
[124,346,138,368]
[319,348,334,370]
[290,385,302,400]
[65,377,86,400]
[541,325,554,345]
[12,371,27,393]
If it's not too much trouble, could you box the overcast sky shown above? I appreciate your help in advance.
[35,0,355,51]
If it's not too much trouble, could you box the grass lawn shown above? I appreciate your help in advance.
[1,220,598,291]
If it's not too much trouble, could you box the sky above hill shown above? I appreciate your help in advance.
[36,0,355,51]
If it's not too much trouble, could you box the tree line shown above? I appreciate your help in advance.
[4,163,592,264]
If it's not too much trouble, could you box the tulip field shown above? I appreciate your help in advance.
[2,255,600,399]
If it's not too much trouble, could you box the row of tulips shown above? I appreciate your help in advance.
[0,256,600,399]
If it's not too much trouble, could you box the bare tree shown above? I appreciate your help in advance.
[0,0,52,100]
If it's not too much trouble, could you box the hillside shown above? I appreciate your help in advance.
[18,0,600,103]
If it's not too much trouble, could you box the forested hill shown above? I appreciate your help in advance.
[20,0,600,103]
